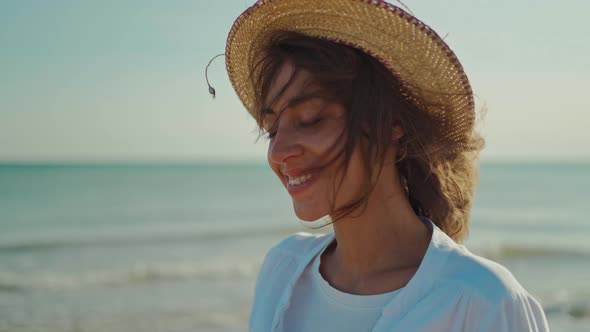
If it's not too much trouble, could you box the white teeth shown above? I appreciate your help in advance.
[287,174,311,186]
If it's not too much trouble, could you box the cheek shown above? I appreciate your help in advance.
[306,125,345,158]
[334,148,368,202]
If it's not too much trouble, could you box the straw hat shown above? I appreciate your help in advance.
[225,0,475,146]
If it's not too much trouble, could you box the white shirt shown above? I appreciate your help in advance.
[283,237,402,332]
[249,218,550,332]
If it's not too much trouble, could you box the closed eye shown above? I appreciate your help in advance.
[301,117,323,127]
[263,117,323,141]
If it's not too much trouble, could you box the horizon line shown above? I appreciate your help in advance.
[1,158,589,167]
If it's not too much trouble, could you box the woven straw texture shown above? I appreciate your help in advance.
[225,0,475,145]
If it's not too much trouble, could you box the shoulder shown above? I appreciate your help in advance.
[439,243,527,301]
[424,222,528,302]
[267,231,333,258]
[430,243,549,330]
[256,231,332,280]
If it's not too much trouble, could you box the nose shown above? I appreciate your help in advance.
[267,126,304,165]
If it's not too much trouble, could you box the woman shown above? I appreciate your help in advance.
[224,1,550,331]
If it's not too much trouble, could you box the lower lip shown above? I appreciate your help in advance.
[286,173,318,195]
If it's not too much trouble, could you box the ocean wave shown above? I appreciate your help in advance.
[0,260,259,292]
[476,245,590,260]
[5,228,589,259]
[545,300,590,320]
[3,228,590,264]
[0,226,298,254]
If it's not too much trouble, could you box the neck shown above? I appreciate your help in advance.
[325,170,431,283]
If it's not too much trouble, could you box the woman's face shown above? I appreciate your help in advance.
[263,62,367,221]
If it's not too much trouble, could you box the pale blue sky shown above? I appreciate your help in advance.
[1,0,588,162]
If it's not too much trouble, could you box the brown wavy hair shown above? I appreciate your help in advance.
[250,31,485,242]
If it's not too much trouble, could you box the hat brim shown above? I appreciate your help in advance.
[225,0,475,145]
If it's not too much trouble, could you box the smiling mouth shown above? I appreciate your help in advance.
[286,173,312,186]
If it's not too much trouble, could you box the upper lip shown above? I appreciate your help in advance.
[281,167,312,178]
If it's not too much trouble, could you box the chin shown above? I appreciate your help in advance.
[293,207,326,222]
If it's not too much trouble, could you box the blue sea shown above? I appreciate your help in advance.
[0,162,589,332]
